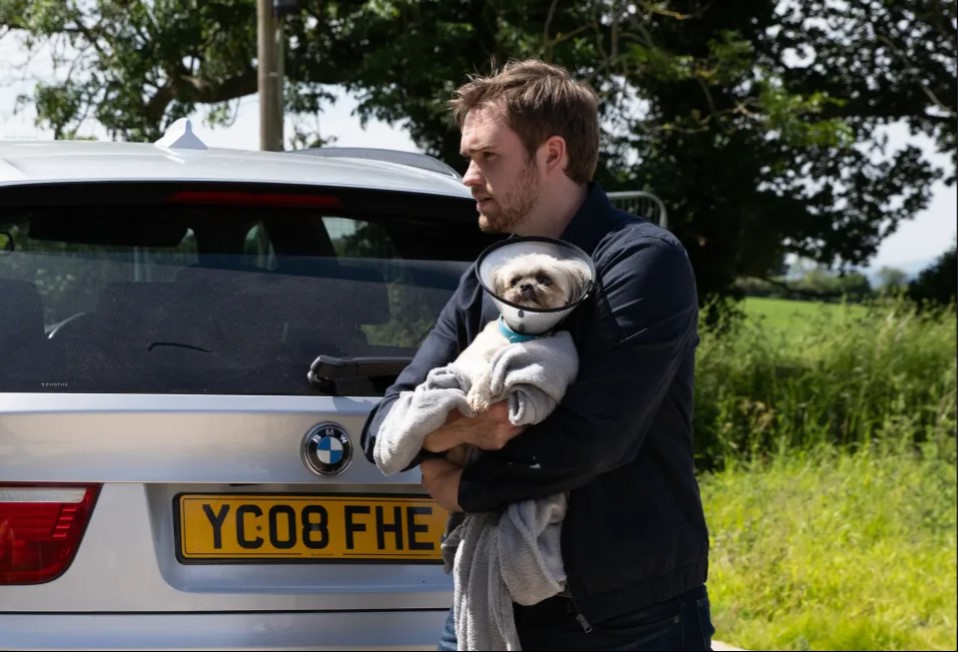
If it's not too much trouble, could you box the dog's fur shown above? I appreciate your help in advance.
[444,253,590,465]
[491,252,591,312]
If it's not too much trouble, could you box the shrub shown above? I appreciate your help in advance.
[693,297,957,470]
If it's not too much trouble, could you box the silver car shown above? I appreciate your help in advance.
[0,121,498,649]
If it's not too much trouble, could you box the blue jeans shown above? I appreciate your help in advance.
[437,584,714,651]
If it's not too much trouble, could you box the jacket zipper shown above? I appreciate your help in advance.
[568,593,593,633]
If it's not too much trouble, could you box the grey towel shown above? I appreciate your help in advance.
[373,331,579,650]
[483,333,579,426]
[443,494,568,651]
[373,331,578,475]
[373,363,474,475]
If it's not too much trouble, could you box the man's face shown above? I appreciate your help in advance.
[460,105,542,234]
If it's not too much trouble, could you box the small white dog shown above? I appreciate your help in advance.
[454,252,591,414]
[442,252,590,467]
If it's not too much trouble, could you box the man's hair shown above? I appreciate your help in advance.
[450,59,600,184]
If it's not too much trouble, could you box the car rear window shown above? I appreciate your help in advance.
[0,200,493,395]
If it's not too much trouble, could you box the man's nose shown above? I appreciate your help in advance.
[462,160,483,188]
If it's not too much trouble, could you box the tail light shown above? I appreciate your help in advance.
[0,484,101,585]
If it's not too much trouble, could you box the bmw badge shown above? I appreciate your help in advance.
[302,422,353,476]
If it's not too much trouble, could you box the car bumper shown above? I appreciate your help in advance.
[0,610,449,650]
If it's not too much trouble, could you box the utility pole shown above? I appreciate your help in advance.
[257,0,284,151]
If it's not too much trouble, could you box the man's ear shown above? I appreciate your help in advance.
[542,135,567,173]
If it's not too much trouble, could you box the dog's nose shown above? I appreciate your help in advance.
[520,284,536,298]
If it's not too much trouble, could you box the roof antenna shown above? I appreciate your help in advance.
[154,118,208,151]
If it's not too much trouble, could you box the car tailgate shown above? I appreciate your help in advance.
[0,393,451,612]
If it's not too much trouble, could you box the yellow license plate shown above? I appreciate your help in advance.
[175,493,448,563]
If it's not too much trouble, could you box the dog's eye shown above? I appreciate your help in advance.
[510,277,520,287]
[536,275,552,286]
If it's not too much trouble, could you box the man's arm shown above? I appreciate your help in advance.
[457,235,699,512]
[359,286,464,465]
[361,265,528,468]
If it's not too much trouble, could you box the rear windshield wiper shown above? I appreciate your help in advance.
[307,355,412,393]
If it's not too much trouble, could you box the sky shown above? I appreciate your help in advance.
[1,38,954,275]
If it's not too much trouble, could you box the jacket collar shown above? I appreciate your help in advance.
[558,182,618,255]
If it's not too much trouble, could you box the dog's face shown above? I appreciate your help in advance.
[491,253,591,310]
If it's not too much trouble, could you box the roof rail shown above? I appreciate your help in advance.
[607,190,668,230]
[290,147,461,180]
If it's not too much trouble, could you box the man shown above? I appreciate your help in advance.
[361,59,713,651]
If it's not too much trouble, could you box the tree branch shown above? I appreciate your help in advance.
[175,67,259,103]
[143,68,257,125]
[542,0,559,61]
[818,104,955,124]
[875,33,957,118]
[143,85,175,124]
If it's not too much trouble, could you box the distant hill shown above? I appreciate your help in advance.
[858,257,935,285]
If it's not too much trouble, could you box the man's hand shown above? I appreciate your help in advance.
[420,458,464,513]
[422,401,525,453]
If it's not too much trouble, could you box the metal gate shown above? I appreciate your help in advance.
[607,191,668,230]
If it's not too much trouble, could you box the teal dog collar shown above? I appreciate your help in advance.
[498,315,543,343]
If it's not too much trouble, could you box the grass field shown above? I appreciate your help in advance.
[698,296,956,651]
[741,296,869,342]
[701,442,956,651]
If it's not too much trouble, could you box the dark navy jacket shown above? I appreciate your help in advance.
[361,183,709,622]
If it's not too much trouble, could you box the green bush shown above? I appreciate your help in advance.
[693,297,957,470]
[908,245,957,307]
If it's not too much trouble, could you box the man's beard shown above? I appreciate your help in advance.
[478,161,541,234]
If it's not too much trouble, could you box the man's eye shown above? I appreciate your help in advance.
[536,275,552,286]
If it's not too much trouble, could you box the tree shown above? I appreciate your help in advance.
[586,0,953,298]
[790,265,872,301]
[2,0,954,302]
[876,266,908,294]
[908,244,957,307]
